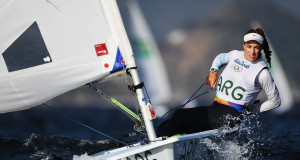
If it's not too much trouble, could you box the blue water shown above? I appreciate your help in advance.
[1,105,300,159]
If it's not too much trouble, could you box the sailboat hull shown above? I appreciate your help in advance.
[91,130,217,160]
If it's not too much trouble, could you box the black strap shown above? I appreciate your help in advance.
[126,67,138,76]
[128,82,144,92]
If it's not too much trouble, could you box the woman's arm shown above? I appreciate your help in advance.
[210,53,229,71]
[248,69,281,113]
[206,52,231,88]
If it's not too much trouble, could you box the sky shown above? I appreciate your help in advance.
[118,0,300,42]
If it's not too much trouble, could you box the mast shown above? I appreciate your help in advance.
[130,68,157,141]
[0,0,157,140]
[105,0,157,140]
[127,0,172,106]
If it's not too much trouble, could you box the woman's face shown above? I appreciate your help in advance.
[243,41,261,62]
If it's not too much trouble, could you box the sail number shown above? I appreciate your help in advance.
[125,140,202,160]
[180,140,197,160]
[126,150,157,160]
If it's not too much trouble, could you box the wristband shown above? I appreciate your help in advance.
[209,68,218,73]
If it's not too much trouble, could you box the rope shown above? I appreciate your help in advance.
[110,98,141,122]
[156,82,216,134]
[159,82,205,122]
[188,88,216,103]
[143,82,151,103]
[42,103,130,147]
[92,86,141,123]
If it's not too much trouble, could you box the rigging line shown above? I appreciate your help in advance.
[121,66,141,118]
[111,97,141,122]
[189,88,217,103]
[158,82,206,123]
[181,82,206,108]
[143,82,151,103]
[156,83,216,134]
[92,86,141,122]
[42,103,130,147]
[83,83,139,122]
[160,88,215,122]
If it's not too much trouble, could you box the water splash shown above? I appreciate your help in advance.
[193,114,271,159]
[73,153,95,160]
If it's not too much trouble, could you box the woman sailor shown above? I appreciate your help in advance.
[158,27,281,137]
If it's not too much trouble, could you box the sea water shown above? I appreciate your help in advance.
[191,112,300,160]
[193,114,270,160]
[1,110,300,159]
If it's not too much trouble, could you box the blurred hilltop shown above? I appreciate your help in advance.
[119,0,300,105]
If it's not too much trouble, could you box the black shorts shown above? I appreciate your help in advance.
[157,101,242,137]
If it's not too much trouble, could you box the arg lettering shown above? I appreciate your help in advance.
[217,76,245,100]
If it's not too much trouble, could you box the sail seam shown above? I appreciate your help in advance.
[8,78,29,106]
[0,0,15,12]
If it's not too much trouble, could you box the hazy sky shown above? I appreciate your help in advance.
[118,0,300,42]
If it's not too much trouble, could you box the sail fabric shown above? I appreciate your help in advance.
[0,0,135,113]
[127,0,172,105]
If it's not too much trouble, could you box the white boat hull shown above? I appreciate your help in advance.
[91,129,217,160]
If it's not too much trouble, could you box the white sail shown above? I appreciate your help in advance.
[0,0,136,113]
[127,0,172,106]
[251,21,294,114]
[0,1,219,159]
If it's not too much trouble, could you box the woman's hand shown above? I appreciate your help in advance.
[205,72,218,89]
